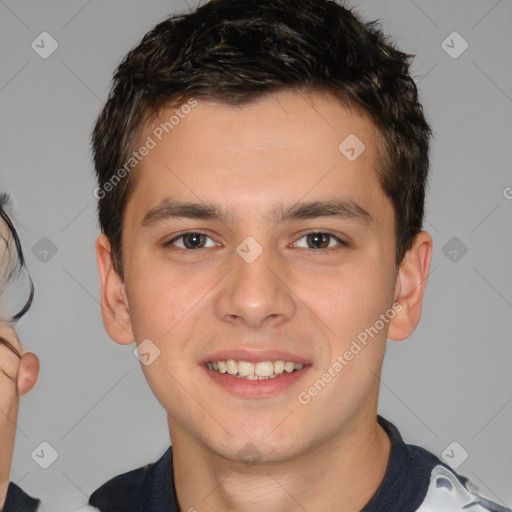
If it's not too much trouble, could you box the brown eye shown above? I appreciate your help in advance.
[165,232,217,250]
[307,233,330,249]
[293,232,348,250]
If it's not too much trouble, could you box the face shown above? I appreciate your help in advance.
[0,209,38,399]
[98,89,425,464]
[0,212,33,324]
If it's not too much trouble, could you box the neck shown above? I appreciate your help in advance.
[170,412,391,512]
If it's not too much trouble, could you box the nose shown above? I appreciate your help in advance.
[214,239,296,329]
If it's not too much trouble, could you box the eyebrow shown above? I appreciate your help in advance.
[140,197,373,229]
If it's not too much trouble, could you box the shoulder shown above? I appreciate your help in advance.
[3,482,41,512]
[371,417,511,512]
[87,446,174,512]
[416,463,511,512]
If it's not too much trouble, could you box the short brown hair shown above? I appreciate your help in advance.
[92,0,431,279]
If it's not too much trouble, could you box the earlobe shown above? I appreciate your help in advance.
[388,231,433,341]
[95,234,134,345]
[18,352,39,396]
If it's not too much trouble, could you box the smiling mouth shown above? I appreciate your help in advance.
[205,359,305,380]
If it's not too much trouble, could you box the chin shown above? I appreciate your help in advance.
[205,429,307,467]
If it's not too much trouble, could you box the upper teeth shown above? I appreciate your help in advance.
[206,360,304,379]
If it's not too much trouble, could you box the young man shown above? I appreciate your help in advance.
[1,0,510,510]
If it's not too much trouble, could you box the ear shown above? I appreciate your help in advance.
[18,352,39,396]
[95,234,134,345]
[388,231,433,341]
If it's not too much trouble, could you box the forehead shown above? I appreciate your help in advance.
[125,89,390,228]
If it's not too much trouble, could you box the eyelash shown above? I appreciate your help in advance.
[164,230,349,253]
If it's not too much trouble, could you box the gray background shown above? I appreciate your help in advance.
[1,0,511,510]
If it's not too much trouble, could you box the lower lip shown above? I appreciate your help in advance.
[202,365,310,398]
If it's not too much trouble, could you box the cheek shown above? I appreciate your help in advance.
[300,264,391,411]
[310,262,392,340]
[127,264,203,410]
[127,262,199,342]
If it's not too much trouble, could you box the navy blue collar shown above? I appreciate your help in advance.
[362,415,440,511]
[89,415,441,511]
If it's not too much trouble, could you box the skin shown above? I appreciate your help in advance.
[0,218,39,508]
[0,324,39,508]
[97,89,432,511]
